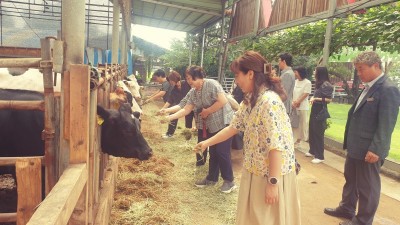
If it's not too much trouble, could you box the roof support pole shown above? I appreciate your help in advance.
[200,28,205,67]
[322,0,337,66]
[112,0,120,64]
[217,0,226,83]
[62,0,85,71]
[189,34,192,66]
[120,22,127,65]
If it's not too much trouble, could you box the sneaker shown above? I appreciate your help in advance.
[311,158,325,164]
[195,178,216,188]
[220,181,236,193]
[162,134,173,139]
[305,152,314,157]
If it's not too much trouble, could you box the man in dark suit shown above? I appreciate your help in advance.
[324,51,400,225]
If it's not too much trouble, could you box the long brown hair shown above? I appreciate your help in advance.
[230,51,286,108]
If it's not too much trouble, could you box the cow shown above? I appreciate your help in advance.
[0,88,152,179]
[0,68,62,92]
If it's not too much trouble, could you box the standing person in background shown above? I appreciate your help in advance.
[292,66,312,144]
[195,51,301,225]
[163,66,236,193]
[143,69,172,105]
[324,51,400,225]
[230,81,244,150]
[159,71,192,138]
[278,53,295,114]
[306,67,333,163]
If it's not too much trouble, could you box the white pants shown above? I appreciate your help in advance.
[293,110,309,142]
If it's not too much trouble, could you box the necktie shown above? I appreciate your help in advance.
[355,84,370,110]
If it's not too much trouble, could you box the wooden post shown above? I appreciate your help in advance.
[68,64,90,225]
[321,0,337,66]
[87,89,98,224]
[41,38,57,195]
[16,158,42,225]
[217,0,226,83]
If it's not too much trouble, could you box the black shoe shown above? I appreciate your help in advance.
[324,207,354,219]
[196,160,205,166]
[339,220,359,225]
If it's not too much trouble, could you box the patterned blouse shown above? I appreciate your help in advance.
[230,90,296,176]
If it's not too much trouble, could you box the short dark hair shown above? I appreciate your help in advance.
[152,69,166,78]
[186,65,206,80]
[278,53,293,66]
[167,70,181,83]
[315,66,330,89]
[293,66,307,79]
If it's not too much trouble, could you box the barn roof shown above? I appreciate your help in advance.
[0,0,223,51]
[129,0,224,34]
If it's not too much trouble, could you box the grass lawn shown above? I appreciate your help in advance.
[325,103,400,162]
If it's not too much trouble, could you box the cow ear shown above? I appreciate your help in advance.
[97,105,110,120]
[119,103,132,114]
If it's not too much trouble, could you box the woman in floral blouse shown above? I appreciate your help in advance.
[195,51,301,225]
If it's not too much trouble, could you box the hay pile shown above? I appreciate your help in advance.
[110,100,238,225]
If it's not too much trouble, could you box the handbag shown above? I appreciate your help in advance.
[290,109,300,128]
[315,98,330,121]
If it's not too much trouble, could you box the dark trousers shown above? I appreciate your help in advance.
[166,119,178,136]
[198,129,234,182]
[339,156,383,225]
[309,103,326,159]
[231,132,243,150]
[185,111,195,128]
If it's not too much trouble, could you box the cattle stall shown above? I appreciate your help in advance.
[0,37,128,225]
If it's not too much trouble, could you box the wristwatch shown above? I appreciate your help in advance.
[268,177,279,185]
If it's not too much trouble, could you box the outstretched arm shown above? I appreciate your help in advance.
[195,126,238,152]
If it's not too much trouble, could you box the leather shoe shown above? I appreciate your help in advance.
[339,220,359,225]
[324,207,354,219]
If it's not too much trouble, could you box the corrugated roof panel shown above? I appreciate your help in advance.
[183,11,202,24]
[173,9,191,23]
[190,14,213,26]
[163,6,180,20]
[142,2,155,15]
[153,4,168,18]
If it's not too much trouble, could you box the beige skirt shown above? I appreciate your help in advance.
[236,170,301,225]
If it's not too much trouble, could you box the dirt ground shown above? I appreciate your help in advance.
[110,100,400,225]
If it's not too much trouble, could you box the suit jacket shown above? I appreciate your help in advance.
[343,75,400,160]
[280,67,295,114]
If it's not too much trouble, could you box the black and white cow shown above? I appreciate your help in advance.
[0,88,152,171]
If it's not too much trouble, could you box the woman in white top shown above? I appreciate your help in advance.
[292,66,312,144]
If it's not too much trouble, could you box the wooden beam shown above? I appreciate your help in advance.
[259,0,398,36]
[27,164,87,225]
[0,58,41,68]
[0,46,41,57]
[68,64,90,225]
[69,65,90,164]
[93,157,118,225]
[0,213,17,223]
[0,156,45,166]
[0,100,45,111]
[16,158,42,225]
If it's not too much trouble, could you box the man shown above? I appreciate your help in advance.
[144,69,172,104]
[324,51,400,225]
[278,53,295,114]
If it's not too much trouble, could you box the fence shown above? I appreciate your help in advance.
[0,37,126,224]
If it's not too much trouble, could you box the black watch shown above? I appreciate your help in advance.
[268,177,279,185]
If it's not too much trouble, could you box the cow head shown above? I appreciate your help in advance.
[97,104,152,160]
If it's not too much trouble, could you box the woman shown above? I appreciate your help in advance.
[195,51,301,225]
[306,66,333,164]
[159,71,193,138]
[163,66,236,193]
[292,66,312,144]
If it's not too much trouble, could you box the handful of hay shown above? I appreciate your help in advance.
[181,129,192,141]
[159,116,170,124]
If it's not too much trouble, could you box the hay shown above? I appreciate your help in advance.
[111,102,238,225]
[181,129,192,140]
